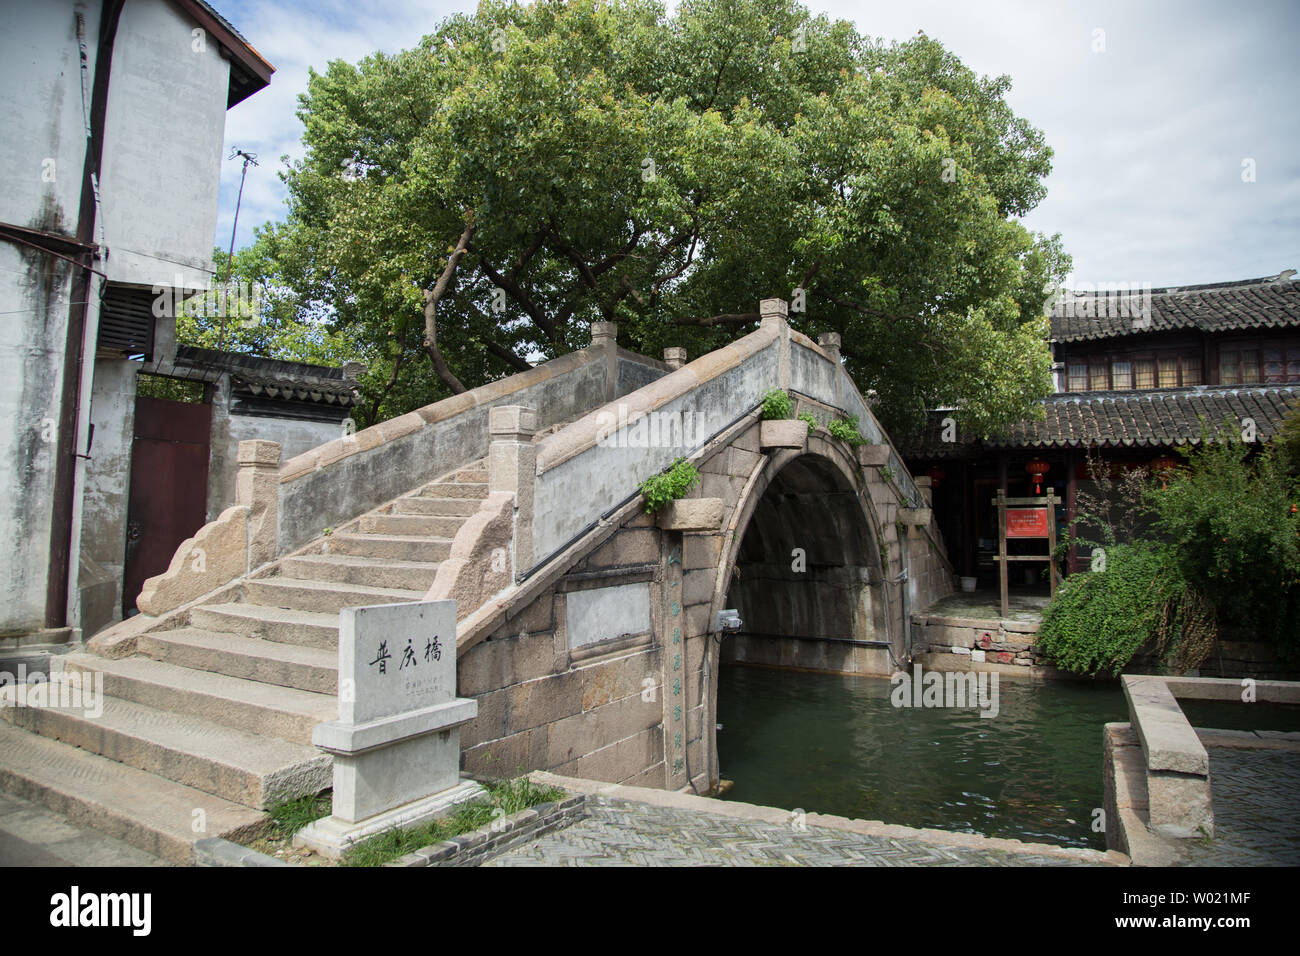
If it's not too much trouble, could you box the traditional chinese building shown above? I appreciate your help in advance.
[902,271,1300,586]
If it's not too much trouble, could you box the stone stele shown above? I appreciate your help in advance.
[295,600,482,859]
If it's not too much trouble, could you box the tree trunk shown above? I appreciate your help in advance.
[423,217,476,394]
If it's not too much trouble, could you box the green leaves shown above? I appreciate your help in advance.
[825,415,867,446]
[760,387,793,420]
[243,0,1067,441]
[639,457,702,513]
[1146,429,1300,648]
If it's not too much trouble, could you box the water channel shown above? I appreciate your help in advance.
[716,665,1300,850]
[716,665,1128,849]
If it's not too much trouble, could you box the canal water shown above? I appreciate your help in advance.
[716,665,1128,849]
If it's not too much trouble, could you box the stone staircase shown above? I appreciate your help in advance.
[0,460,491,863]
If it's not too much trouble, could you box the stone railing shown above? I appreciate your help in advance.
[527,305,783,572]
[275,347,610,556]
[128,333,670,620]
[1106,674,1300,863]
[1121,675,1214,838]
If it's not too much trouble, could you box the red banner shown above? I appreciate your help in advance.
[1006,507,1050,538]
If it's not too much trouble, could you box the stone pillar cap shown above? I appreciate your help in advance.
[759,298,788,320]
[489,405,537,437]
[590,321,617,342]
[238,439,282,466]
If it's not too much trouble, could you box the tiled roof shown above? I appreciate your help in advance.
[1050,273,1300,343]
[155,346,363,407]
[904,385,1300,458]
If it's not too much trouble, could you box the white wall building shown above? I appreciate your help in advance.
[0,0,272,647]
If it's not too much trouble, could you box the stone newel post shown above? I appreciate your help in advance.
[488,405,537,576]
[818,331,841,364]
[663,347,687,370]
[759,298,790,389]
[591,320,618,401]
[236,439,280,568]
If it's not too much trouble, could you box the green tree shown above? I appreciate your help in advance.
[1146,429,1300,648]
[257,0,1068,435]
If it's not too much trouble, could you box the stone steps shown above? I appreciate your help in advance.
[358,513,468,538]
[137,629,337,694]
[325,532,454,563]
[62,653,336,746]
[391,496,480,517]
[0,690,330,810]
[190,603,340,649]
[0,454,498,858]
[245,576,426,615]
[418,480,488,500]
[0,723,267,864]
[279,552,441,591]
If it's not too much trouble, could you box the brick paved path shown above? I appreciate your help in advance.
[484,795,1105,867]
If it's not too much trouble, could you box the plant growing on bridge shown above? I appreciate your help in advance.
[798,411,819,432]
[826,415,868,446]
[761,388,794,420]
[639,457,701,514]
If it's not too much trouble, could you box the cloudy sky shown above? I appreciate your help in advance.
[213,0,1300,289]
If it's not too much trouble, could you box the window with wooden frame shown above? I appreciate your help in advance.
[1064,350,1201,391]
[1067,363,1087,392]
[1221,339,1300,385]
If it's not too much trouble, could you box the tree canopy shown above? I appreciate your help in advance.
[227,0,1070,435]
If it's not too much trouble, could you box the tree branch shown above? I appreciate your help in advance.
[673,312,761,327]
[423,216,475,394]
[482,338,532,372]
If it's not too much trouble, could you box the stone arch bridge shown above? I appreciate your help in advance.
[1,299,952,859]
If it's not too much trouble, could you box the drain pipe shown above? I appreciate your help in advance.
[896,558,912,665]
[46,0,125,630]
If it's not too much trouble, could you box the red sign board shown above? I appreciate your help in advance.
[1006,507,1050,538]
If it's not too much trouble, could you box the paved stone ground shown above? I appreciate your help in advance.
[1178,747,1300,867]
[483,795,1104,867]
[0,790,168,867]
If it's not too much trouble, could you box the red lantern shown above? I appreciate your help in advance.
[1025,458,1050,495]
[927,465,945,488]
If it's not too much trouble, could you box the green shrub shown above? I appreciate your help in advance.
[880,464,896,482]
[1146,433,1300,648]
[826,415,868,446]
[1038,542,1216,676]
[760,388,793,420]
[639,457,701,514]
[798,411,819,431]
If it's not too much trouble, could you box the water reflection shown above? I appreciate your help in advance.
[716,665,1129,849]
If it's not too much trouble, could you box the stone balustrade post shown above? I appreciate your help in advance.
[663,347,687,370]
[236,439,280,568]
[488,406,537,575]
[817,331,841,365]
[760,298,791,390]
[591,320,618,401]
